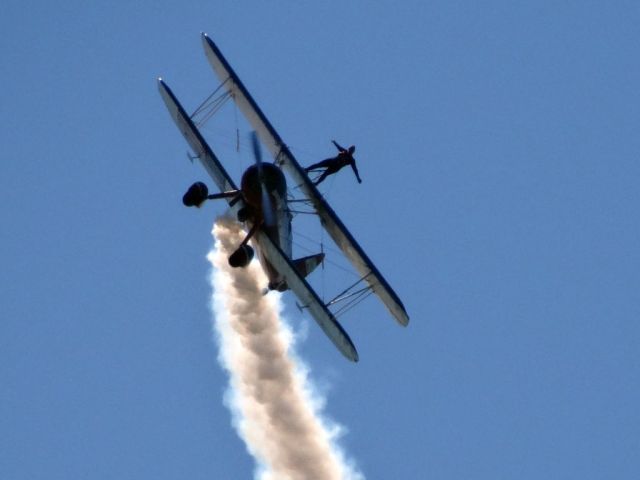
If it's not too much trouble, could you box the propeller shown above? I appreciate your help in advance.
[251,131,276,227]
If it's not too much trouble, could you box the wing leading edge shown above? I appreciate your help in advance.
[200,33,409,327]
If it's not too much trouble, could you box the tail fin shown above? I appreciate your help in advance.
[293,253,324,279]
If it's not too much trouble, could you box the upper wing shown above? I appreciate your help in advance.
[255,230,359,362]
[157,78,240,203]
[201,33,409,327]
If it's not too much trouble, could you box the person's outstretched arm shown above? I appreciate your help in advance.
[350,161,362,183]
[332,140,346,152]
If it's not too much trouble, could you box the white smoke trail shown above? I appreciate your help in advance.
[207,217,364,480]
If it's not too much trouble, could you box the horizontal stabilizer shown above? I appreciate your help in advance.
[293,253,324,279]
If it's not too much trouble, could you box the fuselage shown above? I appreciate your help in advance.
[240,163,292,290]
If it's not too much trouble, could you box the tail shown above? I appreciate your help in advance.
[266,253,324,294]
[293,253,324,279]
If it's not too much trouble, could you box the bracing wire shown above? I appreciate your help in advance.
[332,289,374,318]
[191,79,233,127]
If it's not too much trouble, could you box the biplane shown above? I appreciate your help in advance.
[158,33,409,362]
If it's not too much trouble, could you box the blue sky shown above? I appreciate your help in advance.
[2,1,640,478]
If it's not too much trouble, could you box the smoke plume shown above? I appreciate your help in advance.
[207,217,363,480]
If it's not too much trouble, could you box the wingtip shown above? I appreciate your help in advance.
[157,77,169,94]
[345,340,359,362]
[389,305,410,327]
[201,31,213,48]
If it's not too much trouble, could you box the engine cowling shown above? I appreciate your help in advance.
[228,244,254,268]
[182,182,209,207]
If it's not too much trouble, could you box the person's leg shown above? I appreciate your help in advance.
[314,169,331,185]
[305,158,334,172]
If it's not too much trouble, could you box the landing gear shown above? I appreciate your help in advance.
[228,221,260,268]
[228,244,254,268]
[183,182,240,208]
[181,181,258,269]
[183,182,209,207]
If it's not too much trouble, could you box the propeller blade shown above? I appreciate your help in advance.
[261,186,276,227]
[251,130,262,165]
[250,131,276,227]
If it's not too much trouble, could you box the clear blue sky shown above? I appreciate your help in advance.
[2,1,639,479]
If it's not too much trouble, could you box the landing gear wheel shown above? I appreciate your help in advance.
[228,244,254,268]
[183,182,208,207]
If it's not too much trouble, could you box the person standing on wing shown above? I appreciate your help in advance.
[305,140,362,186]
